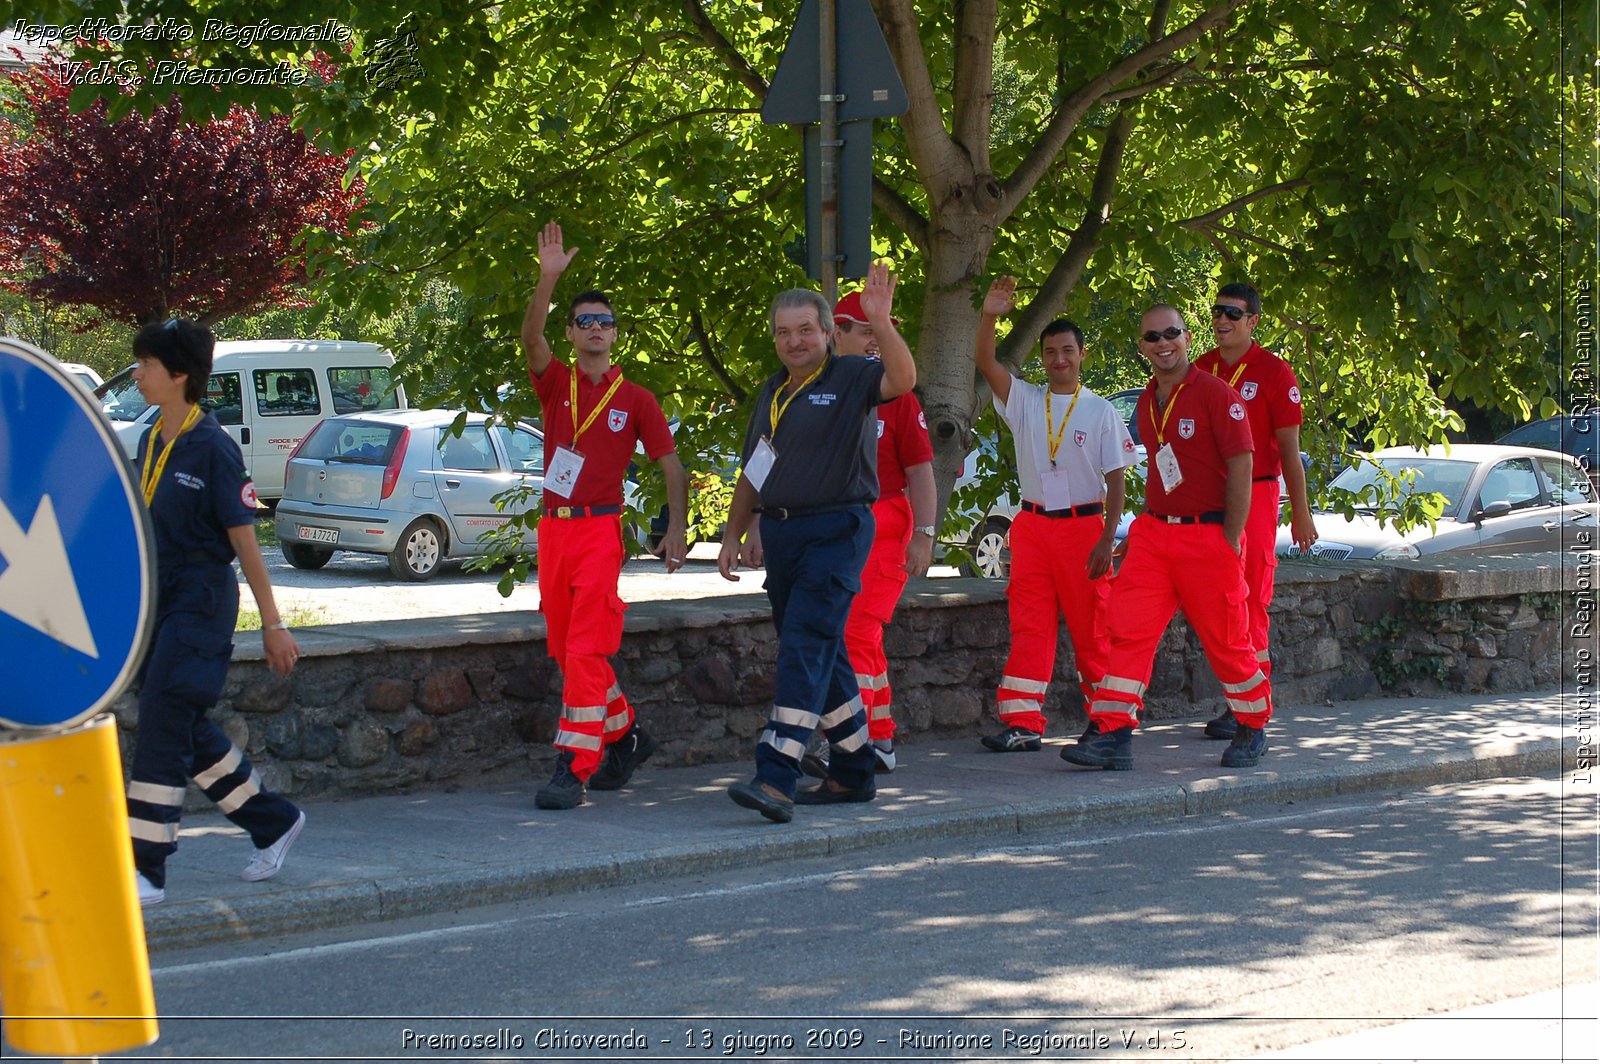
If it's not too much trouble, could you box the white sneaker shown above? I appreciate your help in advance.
[242,810,305,882]
[136,872,165,907]
[872,739,897,773]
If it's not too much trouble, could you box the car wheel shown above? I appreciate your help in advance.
[281,543,333,570]
[389,518,445,581]
[965,518,1010,580]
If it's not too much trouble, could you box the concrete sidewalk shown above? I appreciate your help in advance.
[141,689,1571,952]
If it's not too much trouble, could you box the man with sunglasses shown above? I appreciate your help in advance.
[520,221,688,810]
[1193,283,1315,740]
[1062,305,1273,771]
[971,275,1139,754]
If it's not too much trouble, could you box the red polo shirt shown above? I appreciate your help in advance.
[875,392,934,498]
[1139,364,1254,516]
[532,358,674,508]
[1195,342,1303,479]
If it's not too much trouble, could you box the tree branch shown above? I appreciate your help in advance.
[1176,177,1312,228]
[682,0,768,99]
[997,106,1137,367]
[872,176,930,250]
[872,0,966,195]
[687,305,747,403]
[999,0,1248,218]
[950,0,999,171]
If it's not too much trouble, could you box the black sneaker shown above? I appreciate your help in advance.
[1061,724,1134,770]
[1220,723,1267,768]
[800,735,830,779]
[589,725,658,791]
[1203,709,1238,740]
[535,754,587,809]
[871,739,896,773]
[980,725,1043,752]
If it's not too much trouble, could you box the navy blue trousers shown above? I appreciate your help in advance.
[754,507,876,797]
[127,562,299,887]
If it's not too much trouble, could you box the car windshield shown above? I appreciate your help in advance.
[99,369,150,422]
[297,419,405,465]
[1326,457,1475,512]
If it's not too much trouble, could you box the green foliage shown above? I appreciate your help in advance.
[26,0,1594,552]
[1357,601,1461,687]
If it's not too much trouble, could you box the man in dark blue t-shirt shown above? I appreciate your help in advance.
[719,262,917,823]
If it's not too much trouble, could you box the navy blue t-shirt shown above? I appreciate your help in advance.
[740,354,885,510]
[135,412,258,564]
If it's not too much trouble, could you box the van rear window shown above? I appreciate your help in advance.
[299,420,403,465]
[331,367,400,413]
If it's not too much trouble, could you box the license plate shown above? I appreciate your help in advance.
[297,525,338,544]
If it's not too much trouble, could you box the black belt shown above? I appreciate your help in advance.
[1252,475,1279,483]
[1021,501,1104,519]
[757,502,866,521]
[544,504,622,518]
[1148,511,1225,525]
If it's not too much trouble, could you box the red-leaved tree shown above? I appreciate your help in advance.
[0,59,360,326]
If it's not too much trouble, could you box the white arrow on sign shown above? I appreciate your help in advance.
[0,494,99,658]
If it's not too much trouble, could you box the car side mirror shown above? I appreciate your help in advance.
[1473,499,1513,524]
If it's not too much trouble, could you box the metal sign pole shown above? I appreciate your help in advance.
[818,0,840,306]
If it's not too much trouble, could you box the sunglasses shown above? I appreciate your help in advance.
[572,313,616,329]
[1141,326,1185,343]
[1211,305,1249,321]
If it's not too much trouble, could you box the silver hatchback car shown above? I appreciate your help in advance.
[274,409,544,580]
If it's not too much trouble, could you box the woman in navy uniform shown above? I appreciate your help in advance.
[126,320,305,906]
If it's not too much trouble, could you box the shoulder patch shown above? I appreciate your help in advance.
[918,410,927,429]
[241,480,260,510]
[1229,402,1246,421]
[1288,385,1302,404]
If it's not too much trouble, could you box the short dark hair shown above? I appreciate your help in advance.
[132,319,214,404]
[1216,282,1261,315]
[1039,318,1085,348]
[567,289,614,322]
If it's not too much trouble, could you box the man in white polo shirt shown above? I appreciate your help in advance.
[972,275,1139,751]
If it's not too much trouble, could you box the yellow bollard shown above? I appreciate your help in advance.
[0,714,158,1056]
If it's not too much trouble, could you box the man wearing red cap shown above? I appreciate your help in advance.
[973,276,1138,752]
[520,221,688,810]
[801,290,936,777]
[1062,304,1273,771]
[1192,282,1315,740]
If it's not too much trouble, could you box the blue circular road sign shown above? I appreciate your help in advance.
[0,338,154,730]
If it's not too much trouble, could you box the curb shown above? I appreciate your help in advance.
[142,736,1565,953]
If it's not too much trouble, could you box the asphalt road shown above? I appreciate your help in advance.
[143,776,1596,1062]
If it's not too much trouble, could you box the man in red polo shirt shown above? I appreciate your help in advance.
[1193,282,1316,740]
[1062,304,1273,771]
[801,290,936,777]
[520,221,688,809]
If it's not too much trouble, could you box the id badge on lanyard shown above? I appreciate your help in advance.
[546,445,586,497]
[743,437,777,492]
[1155,442,1184,492]
[1039,465,1075,510]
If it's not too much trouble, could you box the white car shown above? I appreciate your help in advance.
[1280,444,1596,560]
[59,361,103,392]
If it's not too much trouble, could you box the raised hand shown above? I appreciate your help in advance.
[537,221,579,277]
[983,275,1017,317]
[858,260,899,324]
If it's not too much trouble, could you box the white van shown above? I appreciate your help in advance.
[99,339,408,502]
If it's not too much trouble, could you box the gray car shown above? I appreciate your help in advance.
[274,409,545,580]
[1281,443,1596,560]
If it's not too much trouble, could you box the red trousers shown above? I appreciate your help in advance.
[537,513,632,780]
[995,509,1112,735]
[1243,477,1282,676]
[1088,514,1271,731]
[844,494,912,741]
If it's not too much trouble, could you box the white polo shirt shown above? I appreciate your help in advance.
[995,376,1138,509]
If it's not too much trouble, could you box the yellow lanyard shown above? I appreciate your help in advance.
[568,367,625,449]
[768,354,829,438]
[1044,383,1082,466]
[1221,356,1248,389]
[140,404,203,505]
[1151,380,1190,448]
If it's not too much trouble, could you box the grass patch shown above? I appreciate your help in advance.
[237,604,328,632]
[255,516,279,548]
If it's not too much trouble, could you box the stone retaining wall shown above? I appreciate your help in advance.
[109,553,1589,804]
